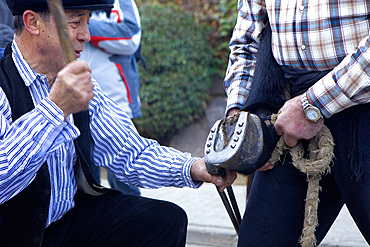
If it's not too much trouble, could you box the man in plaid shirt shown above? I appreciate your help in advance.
[224,1,370,246]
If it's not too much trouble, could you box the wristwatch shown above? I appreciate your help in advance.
[301,92,323,122]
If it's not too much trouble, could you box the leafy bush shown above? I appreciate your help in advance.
[136,0,238,74]
[208,0,238,72]
[133,2,214,142]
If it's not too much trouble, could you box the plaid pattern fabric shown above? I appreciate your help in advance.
[225,0,370,117]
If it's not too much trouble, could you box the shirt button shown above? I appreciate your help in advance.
[301,44,306,50]
[299,5,305,11]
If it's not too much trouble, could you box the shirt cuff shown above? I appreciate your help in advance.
[36,98,65,126]
[182,157,203,188]
[37,98,80,140]
[308,74,357,118]
[226,95,245,115]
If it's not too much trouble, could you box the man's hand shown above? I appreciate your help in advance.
[190,158,237,192]
[257,163,274,171]
[227,108,240,117]
[49,60,94,120]
[274,95,324,147]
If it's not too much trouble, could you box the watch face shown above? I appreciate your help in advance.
[307,109,318,120]
[306,108,320,121]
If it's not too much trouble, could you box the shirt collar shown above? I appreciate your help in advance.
[12,40,47,87]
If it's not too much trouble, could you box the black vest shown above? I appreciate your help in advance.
[0,44,107,247]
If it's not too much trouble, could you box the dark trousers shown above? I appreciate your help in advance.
[42,191,187,247]
[238,104,370,246]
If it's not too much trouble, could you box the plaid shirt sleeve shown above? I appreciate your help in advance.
[225,0,370,117]
[223,0,268,114]
[309,35,370,118]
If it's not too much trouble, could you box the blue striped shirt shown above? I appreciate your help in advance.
[0,41,200,227]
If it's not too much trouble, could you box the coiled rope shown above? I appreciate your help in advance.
[268,114,335,247]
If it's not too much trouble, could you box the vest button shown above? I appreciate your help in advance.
[39,213,45,220]
[44,189,50,195]
[33,236,40,244]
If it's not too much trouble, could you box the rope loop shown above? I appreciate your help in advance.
[268,114,335,247]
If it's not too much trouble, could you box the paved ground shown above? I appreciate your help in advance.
[103,79,368,246]
[102,177,368,247]
[140,185,368,247]
[164,82,368,246]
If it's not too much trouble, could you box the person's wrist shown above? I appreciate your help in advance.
[227,107,240,117]
[306,91,315,105]
[301,92,323,122]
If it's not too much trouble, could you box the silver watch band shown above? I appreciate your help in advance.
[301,92,323,122]
[301,92,310,111]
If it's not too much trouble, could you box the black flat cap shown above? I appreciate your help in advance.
[6,0,114,15]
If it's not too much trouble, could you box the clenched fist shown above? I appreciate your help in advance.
[49,60,94,119]
[274,95,324,147]
[190,158,237,192]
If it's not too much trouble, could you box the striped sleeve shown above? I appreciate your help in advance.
[0,93,79,203]
[89,81,202,189]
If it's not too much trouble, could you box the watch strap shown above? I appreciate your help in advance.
[301,92,311,111]
[301,92,323,122]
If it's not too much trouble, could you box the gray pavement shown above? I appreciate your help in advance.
[101,179,367,247]
[165,82,368,246]
[140,185,368,247]
[106,79,368,246]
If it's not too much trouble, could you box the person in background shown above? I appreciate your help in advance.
[224,0,370,246]
[80,0,142,196]
[0,0,14,57]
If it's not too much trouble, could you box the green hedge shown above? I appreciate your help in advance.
[136,0,238,74]
[134,2,215,143]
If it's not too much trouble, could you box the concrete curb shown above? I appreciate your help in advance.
[187,225,237,247]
